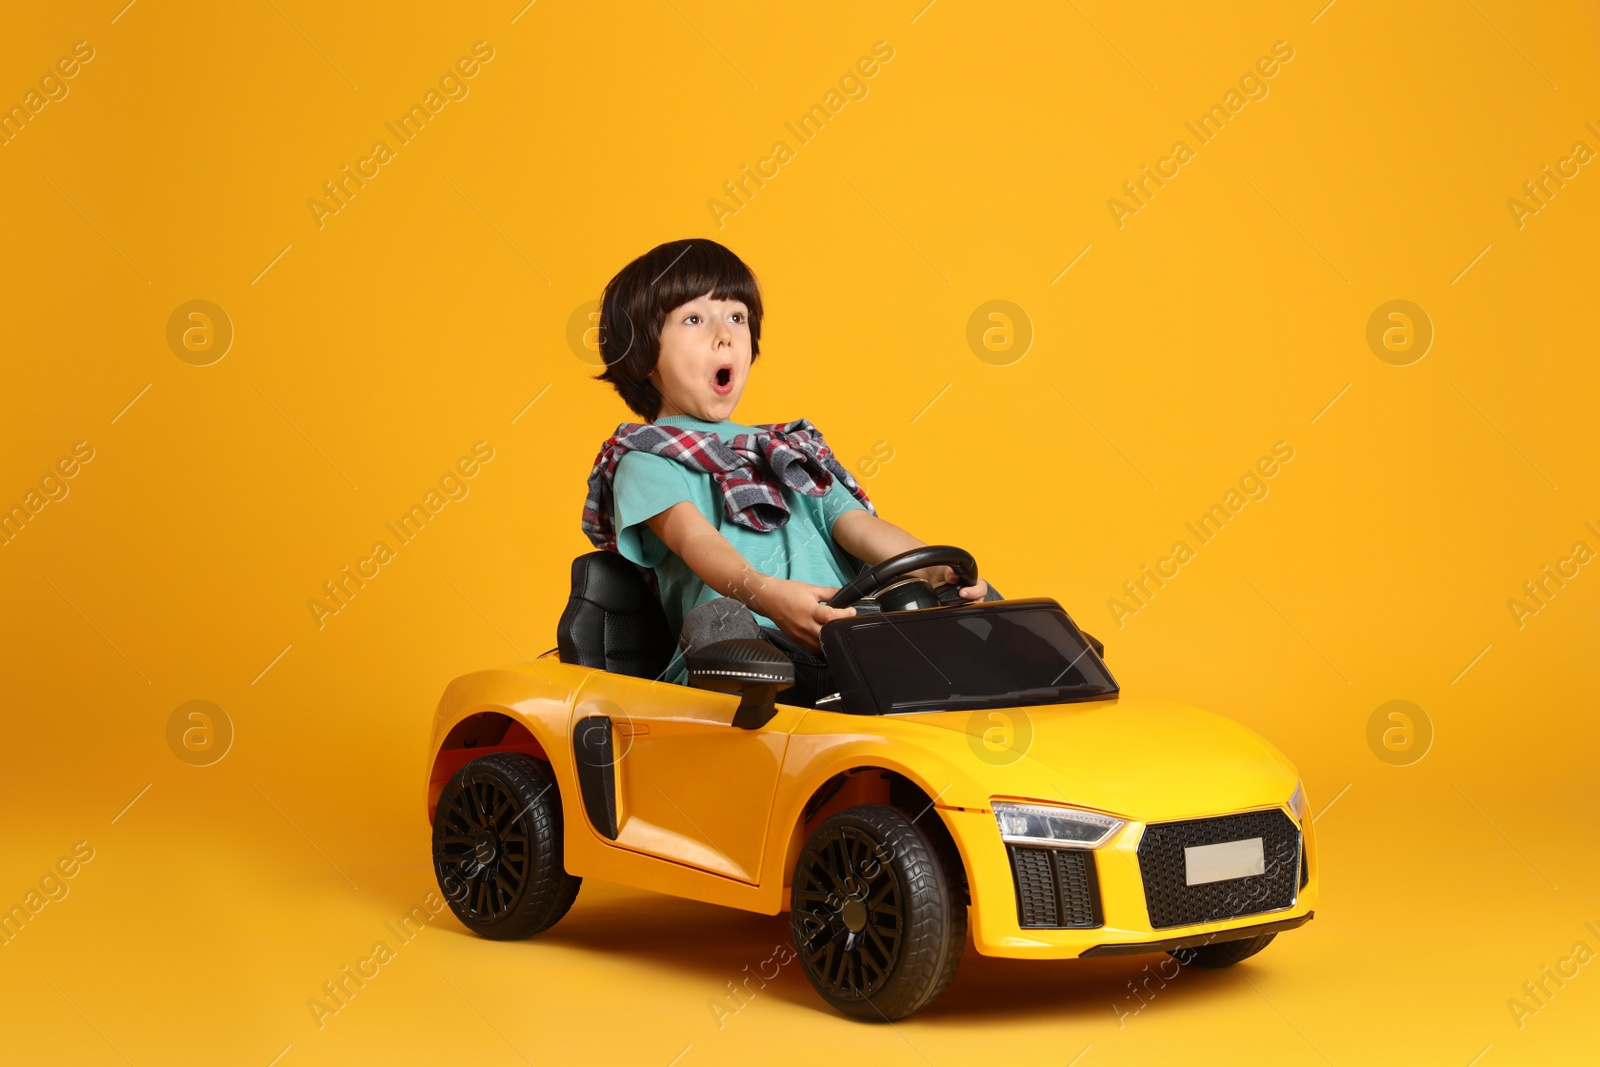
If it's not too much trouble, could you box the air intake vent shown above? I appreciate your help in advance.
[1008,846,1103,929]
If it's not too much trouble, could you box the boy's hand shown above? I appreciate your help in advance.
[755,578,856,654]
[921,565,988,601]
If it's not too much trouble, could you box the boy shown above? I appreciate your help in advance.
[582,238,992,706]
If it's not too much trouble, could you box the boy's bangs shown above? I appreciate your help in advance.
[649,242,760,318]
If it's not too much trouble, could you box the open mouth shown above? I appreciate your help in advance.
[711,364,734,394]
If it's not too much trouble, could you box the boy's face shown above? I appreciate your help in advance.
[649,292,751,422]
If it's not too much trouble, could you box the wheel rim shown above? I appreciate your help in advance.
[434,769,532,924]
[793,824,905,1000]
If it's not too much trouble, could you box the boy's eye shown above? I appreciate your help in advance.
[684,314,701,325]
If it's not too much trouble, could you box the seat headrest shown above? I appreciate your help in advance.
[556,551,676,680]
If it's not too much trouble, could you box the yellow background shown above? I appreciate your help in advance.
[3,1,1597,1063]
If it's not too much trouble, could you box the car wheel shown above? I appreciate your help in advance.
[790,804,966,1021]
[432,752,581,940]
[1171,932,1276,968]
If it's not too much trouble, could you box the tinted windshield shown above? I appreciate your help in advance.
[832,603,1118,713]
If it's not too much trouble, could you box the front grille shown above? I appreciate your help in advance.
[1008,846,1102,928]
[1137,809,1300,929]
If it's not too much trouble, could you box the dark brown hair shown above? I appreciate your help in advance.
[593,239,764,422]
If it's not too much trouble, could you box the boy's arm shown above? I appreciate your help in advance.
[645,503,855,653]
[830,509,989,599]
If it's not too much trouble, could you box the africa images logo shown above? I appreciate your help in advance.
[306,42,495,230]
[1106,40,1295,229]
[307,442,494,629]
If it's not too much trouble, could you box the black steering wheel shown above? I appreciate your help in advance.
[828,545,979,610]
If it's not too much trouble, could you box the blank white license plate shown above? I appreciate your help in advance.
[1184,837,1265,885]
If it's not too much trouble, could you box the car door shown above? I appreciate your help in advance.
[568,672,806,883]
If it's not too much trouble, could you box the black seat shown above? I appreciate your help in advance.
[556,551,677,680]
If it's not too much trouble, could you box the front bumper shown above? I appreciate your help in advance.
[1079,911,1314,957]
[942,804,1319,959]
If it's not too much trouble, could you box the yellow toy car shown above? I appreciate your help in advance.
[426,546,1317,1020]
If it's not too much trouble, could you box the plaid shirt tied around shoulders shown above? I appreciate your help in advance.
[581,419,877,562]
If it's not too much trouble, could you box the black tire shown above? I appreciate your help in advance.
[432,752,581,940]
[1171,932,1276,968]
[790,804,966,1021]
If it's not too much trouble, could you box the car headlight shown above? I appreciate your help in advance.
[992,801,1124,849]
[1288,780,1308,822]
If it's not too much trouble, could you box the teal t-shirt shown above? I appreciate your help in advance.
[611,414,868,685]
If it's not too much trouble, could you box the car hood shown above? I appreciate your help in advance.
[892,695,1299,823]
